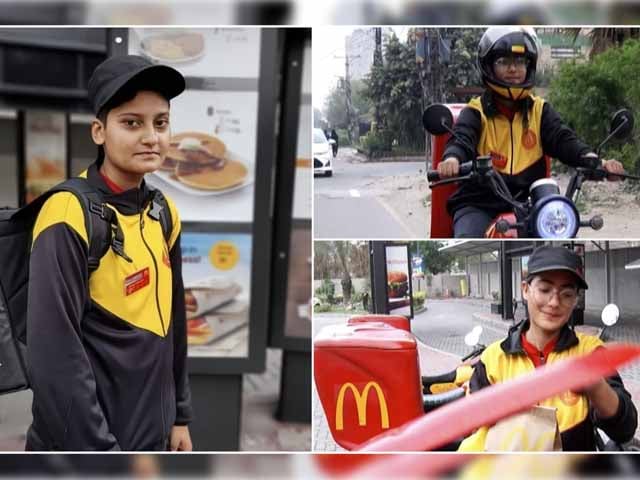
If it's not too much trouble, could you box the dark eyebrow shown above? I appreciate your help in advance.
[116,111,170,118]
[536,278,577,289]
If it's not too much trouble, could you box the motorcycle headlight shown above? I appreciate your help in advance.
[531,196,579,238]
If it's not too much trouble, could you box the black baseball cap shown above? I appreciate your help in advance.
[526,246,588,290]
[88,55,185,116]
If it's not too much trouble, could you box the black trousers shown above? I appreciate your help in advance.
[452,206,497,238]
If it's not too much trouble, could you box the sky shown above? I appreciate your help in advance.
[312,26,408,111]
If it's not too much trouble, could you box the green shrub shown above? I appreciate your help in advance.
[548,39,640,176]
[314,303,332,313]
[315,279,336,304]
[360,129,393,158]
[413,291,426,310]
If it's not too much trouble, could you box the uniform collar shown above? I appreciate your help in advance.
[87,161,153,215]
[500,318,579,355]
[481,90,533,118]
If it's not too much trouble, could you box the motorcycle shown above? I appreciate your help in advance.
[421,326,485,411]
[314,307,640,452]
[422,103,640,238]
[594,304,640,451]
[328,138,338,158]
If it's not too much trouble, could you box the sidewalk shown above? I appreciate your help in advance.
[0,348,310,452]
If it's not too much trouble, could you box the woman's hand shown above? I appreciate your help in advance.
[603,159,625,181]
[438,157,460,178]
[170,425,193,451]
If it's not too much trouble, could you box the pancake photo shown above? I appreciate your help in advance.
[140,31,205,63]
[153,131,251,194]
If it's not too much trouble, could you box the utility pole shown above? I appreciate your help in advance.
[417,28,445,166]
[335,51,360,146]
[373,27,383,131]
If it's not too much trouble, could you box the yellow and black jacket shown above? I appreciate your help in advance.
[25,162,192,451]
[458,320,637,451]
[444,90,593,215]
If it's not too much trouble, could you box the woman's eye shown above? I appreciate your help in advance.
[156,119,169,128]
[124,119,140,127]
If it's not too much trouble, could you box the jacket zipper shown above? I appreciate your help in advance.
[509,118,514,176]
[139,209,168,444]
[139,212,166,337]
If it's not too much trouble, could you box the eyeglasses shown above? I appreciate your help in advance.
[493,56,529,70]
[530,283,578,308]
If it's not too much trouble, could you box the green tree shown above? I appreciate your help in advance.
[363,33,425,150]
[324,81,349,129]
[351,79,373,121]
[441,28,483,102]
[548,39,640,174]
[335,242,353,304]
[560,27,640,58]
[410,241,455,275]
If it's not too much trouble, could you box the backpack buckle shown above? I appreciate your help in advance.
[147,200,163,221]
[89,201,116,223]
[111,234,133,263]
[89,201,105,218]
[110,223,132,263]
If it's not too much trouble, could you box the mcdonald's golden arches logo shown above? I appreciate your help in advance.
[335,381,389,431]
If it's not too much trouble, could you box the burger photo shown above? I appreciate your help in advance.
[387,271,408,299]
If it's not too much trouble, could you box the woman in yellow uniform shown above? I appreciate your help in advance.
[26,55,192,451]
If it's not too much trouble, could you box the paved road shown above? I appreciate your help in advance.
[411,299,508,359]
[314,148,425,239]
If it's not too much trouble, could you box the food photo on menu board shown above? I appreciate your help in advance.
[385,245,412,317]
[128,28,261,223]
[181,232,252,358]
[24,111,67,204]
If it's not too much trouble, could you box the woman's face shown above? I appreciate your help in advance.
[92,90,170,176]
[493,55,528,85]
[522,270,579,335]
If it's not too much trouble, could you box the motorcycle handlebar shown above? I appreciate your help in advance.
[427,162,473,182]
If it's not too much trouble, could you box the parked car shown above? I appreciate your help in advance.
[314,128,333,177]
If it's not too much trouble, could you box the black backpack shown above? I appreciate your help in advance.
[0,177,172,395]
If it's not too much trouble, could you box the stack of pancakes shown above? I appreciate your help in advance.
[161,132,248,191]
[142,32,205,61]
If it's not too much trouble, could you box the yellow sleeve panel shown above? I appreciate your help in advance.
[574,332,604,353]
[163,194,182,251]
[32,192,88,248]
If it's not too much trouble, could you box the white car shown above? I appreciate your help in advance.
[313,128,333,177]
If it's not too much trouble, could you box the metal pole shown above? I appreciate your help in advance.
[605,240,613,304]
[501,242,514,321]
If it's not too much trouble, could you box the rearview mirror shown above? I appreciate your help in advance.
[610,109,634,141]
[422,104,454,135]
[464,325,483,347]
[601,303,619,327]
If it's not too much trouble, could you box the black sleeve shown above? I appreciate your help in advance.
[468,359,492,394]
[170,234,193,426]
[540,102,593,168]
[27,223,120,450]
[442,107,482,166]
[593,372,638,444]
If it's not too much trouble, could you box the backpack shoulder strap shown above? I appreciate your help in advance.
[48,178,112,272]
[146,185,174,245]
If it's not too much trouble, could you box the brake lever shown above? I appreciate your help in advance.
[429,173,475,189]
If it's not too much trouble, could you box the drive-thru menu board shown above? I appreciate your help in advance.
[127,27,269,362]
